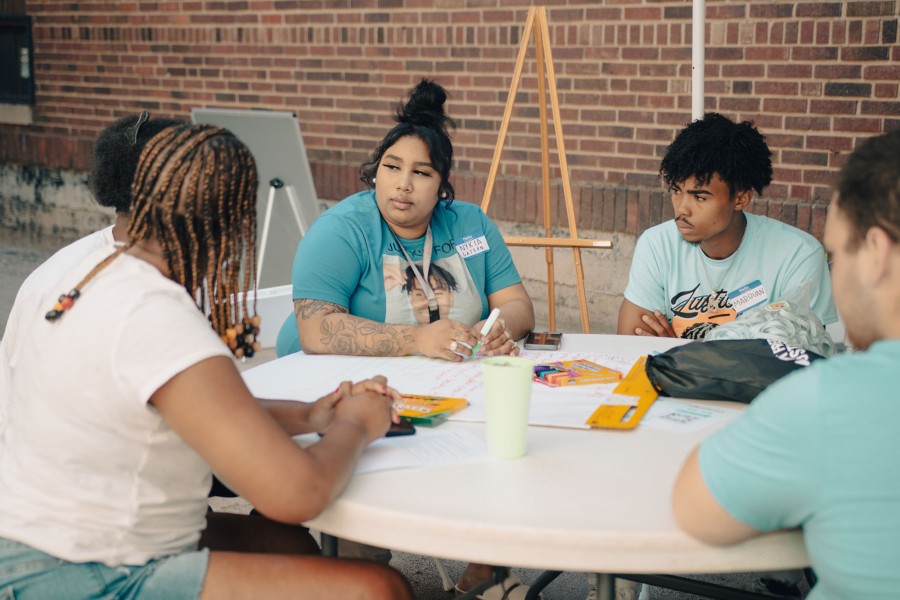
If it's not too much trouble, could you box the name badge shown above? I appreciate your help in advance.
[455,233,490,258]
[728,280,768,315]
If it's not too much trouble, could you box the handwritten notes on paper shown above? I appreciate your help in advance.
[243,350,740,433]
[640,399,739,433]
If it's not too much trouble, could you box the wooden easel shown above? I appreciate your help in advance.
[481,6,612,334]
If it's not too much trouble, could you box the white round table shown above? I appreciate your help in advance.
[243,334,808,578]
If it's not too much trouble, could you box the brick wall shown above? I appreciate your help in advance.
[1,0,899,243]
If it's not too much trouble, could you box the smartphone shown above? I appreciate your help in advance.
[524,331,563,350]
[385,417,416,437]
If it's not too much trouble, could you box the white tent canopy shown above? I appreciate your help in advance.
[692,0,705,120]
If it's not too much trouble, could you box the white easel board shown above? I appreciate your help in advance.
[190,108,320,288]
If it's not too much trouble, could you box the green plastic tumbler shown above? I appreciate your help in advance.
[481,356,535,459]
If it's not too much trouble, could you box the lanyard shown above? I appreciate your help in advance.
[393,225,440,323]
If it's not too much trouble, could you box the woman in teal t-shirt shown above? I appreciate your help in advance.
[276,77,538,599]
[276,79,534,362]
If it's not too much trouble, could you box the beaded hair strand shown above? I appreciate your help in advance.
[127,124,260,356]
[46,124,260,358]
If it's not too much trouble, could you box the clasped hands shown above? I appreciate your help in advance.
[310,376,402,441]
[417,317,517,362]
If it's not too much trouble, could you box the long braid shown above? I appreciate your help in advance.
[144,125,259,355]
[43,126,184,323]
[48,124,260,359]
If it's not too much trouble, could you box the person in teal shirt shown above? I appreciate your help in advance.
[618,113,836,339]
[673,130,900,599]
[277,78,537,600]
[276,79,534,362]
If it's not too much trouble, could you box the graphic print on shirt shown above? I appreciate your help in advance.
[382,254,483,326]
[670,282,738,339]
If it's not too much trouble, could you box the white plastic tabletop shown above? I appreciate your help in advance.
[242,334,808,574]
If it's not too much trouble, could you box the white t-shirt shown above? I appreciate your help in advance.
[1,227,115,429]
[0,247,231,566]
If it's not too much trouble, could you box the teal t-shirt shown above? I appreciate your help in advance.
[699,340,900,599]
[624,212,837,339]
[275,190,522,356]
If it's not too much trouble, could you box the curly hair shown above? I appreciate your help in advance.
[89,112,184,213]
[360,78,456,204]
[660,112,773,198]
[836,130,900,250]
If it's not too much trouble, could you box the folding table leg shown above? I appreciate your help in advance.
[320,533,338,557]
[525,570,562,599]
[588,574,616,600]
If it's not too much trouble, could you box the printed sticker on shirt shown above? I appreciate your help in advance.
[727,280,768,315]
[455,233,490,258]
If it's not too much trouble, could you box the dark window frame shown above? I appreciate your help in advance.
[0,15,34,105]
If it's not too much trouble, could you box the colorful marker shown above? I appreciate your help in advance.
[471,307,501,357]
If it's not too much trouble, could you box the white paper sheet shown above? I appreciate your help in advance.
[243,350,735,432]
[639,399,741,433]
[292,429,489,475]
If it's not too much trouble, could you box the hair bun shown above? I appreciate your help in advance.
[396,78,455,132]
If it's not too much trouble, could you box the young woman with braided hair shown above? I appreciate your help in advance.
[0,124,414,600]
[0,112,183,428]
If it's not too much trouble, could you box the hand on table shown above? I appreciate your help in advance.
[416,319,480,362]
[312,376,401,439]
[634,311,677,338]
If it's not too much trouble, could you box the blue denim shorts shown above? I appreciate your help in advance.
[0,537,209,600]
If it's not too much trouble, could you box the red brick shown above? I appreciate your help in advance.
[795,203,812,233]
[834,117,881,133]
[763,98,808,114]
[810,99,859,115]
[756,81,801,96]
[782,150,830,167]
[862,101,900,115]
[875,83,899,98]
[847,1,895,17]
[810,205,827,240]
[797,2,842,17]
[791,46,839,61]
[805,135,854,152]
[0,1,897,236]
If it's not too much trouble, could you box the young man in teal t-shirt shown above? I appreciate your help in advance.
[618,113,836,339]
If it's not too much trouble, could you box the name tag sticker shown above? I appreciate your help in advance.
[728,280,768,315]
[455,233,490,258]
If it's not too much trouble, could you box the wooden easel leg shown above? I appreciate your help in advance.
[573,247,590,333]
[480,8,535,215]
[534,8,556,332]
[539,8,591,333]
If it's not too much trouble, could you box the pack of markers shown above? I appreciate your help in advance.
[533,360,622,387]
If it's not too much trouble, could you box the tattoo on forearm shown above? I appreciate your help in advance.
[295,299,348,320]
[321,317,416,356]
[295,299,416,356]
